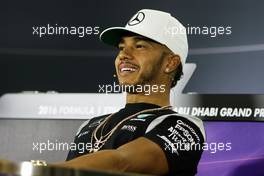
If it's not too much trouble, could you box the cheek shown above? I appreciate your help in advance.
[140,64,152,75]
[114,57,119,72]
[139,56,162,73]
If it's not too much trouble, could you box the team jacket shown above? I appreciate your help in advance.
[66,103,206,176]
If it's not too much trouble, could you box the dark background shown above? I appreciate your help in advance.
[1,1,264,175]
[2,0,264,95]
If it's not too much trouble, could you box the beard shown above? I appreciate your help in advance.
[118,52,166,94]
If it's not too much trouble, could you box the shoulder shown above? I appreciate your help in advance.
[75,114,110,136]
[143,112,206,175]
[146,111,206,141]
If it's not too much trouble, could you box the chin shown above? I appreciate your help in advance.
[117,75,138,85]
[118,80,137,86]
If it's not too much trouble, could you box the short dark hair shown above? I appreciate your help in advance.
[171,63,183,88]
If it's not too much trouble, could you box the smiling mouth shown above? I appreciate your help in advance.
[119,63,139,75]
[120,67,137,72]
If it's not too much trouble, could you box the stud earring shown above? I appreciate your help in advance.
[165,68,170,73]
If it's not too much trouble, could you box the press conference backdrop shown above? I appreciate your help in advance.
[1,0,264,176]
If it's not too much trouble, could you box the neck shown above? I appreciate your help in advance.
[126,89,171,107]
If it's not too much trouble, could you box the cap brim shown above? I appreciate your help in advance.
[100,27,146,47]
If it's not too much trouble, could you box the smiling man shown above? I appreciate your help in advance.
[57,9,206,176]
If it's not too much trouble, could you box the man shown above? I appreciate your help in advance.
[56,9,206,176]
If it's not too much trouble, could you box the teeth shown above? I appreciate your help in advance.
[121,67,136,72]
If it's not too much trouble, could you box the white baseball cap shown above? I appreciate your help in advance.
[100,9,188,66]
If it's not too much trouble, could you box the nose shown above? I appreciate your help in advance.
[118,46,133,61]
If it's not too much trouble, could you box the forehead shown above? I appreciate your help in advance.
[118,35,173,53]
[119,35,161,45]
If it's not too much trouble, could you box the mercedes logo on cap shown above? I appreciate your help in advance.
[127,12,145,26]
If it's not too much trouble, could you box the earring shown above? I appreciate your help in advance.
[165,68,170,73]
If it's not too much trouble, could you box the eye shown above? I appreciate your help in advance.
[136,44,146,49]
[118,45,124,51]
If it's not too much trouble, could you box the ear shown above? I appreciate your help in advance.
[164,55,181,74]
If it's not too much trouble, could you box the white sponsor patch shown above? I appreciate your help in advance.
[88,118,105,128]
[130,118,146,122]
[168,126,187,143]
[165,119,201,151]
[130,114,155,121]
[77,131,90,138]
[137,114,155,118]
[76,119,91,136]
[157,134,179,155]
[176,120,200,142]
[121,125,137,132]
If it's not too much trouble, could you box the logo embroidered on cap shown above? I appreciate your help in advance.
[128,12,145,26]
